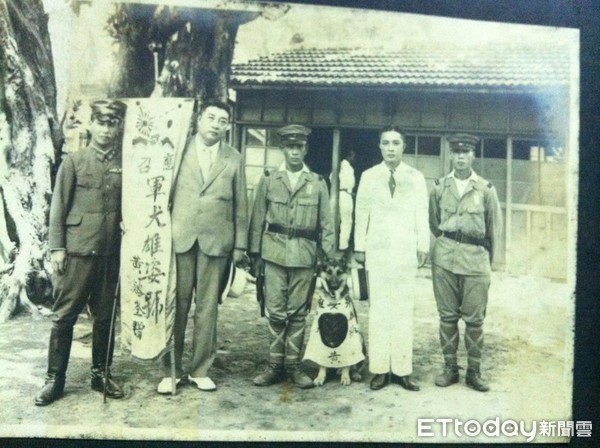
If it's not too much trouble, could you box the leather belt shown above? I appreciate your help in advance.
[267,223,318,242]
[442,231,487,247]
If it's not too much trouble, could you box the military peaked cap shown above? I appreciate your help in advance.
[277,124,311,144]
[448,133,479,152]
[91,100,127,123]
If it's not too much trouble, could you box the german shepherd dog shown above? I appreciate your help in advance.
[305,256,366,386]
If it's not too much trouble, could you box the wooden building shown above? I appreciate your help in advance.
[230,45,574,279]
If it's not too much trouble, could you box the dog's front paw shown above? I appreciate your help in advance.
[340,367,351,386]
[350,370,363,382]
[314,367,327,386]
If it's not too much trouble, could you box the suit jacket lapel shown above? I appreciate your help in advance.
[170,134,193,202]
[200,141,228,194]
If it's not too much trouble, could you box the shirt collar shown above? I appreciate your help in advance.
[278,163,309,174]
[450,169,478,183]
[90,143,117,161]
[195,134,220,152]
[381,161,406,172]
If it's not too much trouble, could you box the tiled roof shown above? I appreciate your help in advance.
[231,46,571,89]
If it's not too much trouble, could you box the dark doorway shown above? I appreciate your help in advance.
[340,129,381,185]
[306,128,334,180]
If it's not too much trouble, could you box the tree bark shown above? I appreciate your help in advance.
[108,5,259,102]
[0,0,61,321]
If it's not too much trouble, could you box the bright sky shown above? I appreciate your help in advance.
[234,4,577,63]
[42,0,578,114]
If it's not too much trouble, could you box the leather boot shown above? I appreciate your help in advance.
[466,368,489,392]
[286,364,314,389]
[253,362,285,386]
[435,366,460,387]
[92,320,114,371]
[465,323,488,391]
[35,376,65,406]
[253,319,287,386]
[34,326,73,406]
[284,318,313,389]
[91,367,124,398]
[91,320,123,398]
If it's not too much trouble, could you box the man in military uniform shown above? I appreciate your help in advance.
[249,124,335,389]
[429,133,502,392]
[35,100,127,406]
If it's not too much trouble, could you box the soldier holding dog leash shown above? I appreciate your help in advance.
[249,124,335,389]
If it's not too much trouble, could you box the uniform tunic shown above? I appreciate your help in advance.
[354,161,429,375]
[249,166,335,320]
[429,171,502,324]
[48,145,122,330]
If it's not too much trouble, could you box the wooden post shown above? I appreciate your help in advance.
[331,129,341,251]
[526,210,532,272]
[505,137,513,273]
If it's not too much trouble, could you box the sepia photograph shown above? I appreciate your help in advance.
[0,0,590,444]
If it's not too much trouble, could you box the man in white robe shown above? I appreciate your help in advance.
[354,126,429,391]
[330,149,356,251]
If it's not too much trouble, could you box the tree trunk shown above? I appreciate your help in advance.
[108,5,259,102]
[0,0,61,321]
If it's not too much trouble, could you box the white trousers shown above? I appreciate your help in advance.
[367,270,416,376]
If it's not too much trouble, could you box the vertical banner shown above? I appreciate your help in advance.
[120,98,194,360]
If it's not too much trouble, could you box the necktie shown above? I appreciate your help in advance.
[388,168,396,197]
[205,148,213,172]
[200,147,212,178]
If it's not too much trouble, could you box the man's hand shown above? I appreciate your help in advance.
[250,254,264,278]
[51,250,68,275]
[233,248,245,264]
[354,251,365,265]
[417,251,428,268]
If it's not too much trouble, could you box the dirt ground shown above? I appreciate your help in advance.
[0,270,573,443]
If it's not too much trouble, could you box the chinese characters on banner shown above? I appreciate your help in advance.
[120,98,194,360]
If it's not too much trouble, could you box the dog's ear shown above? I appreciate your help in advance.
[338,253,348,270]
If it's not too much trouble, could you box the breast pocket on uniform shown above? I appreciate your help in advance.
[466,203,486,235]
[65,214,83,227]
[297,195,319,229]
[76,178,101,189]
[266,190,288,222]
[441,204,458,224]
[109,172,122,190]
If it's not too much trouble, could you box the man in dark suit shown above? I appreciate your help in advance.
[157,100,247,394]
[35,100,127,406]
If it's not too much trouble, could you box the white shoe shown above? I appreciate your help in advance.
[188,376,217,391]
[156,377,182,394]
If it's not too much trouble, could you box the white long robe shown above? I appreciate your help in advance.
[354,161,429,375]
